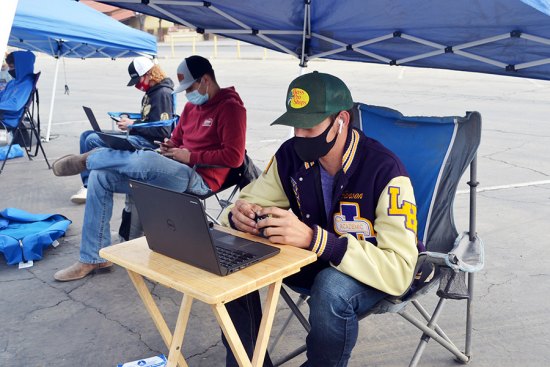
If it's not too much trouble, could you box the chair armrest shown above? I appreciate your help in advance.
[108,112,142,120]
[424,232,484,273]
[127,117,178,129]
[193,163,229,170]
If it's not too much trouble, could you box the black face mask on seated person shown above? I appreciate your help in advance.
[8,69,15,79]
[292,118,338,162]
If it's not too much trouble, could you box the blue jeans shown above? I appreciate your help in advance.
[79,148,210,264]
[222,266,387,367]
[78,130,156,186]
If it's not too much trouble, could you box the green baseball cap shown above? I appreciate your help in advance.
[271,71,353,128]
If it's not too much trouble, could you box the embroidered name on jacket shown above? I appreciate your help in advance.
[334,202,373,240]
[202,117,213,127]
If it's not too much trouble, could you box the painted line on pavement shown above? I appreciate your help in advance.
[457,179,550,194]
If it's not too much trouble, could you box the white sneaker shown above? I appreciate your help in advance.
[70,186,87,204]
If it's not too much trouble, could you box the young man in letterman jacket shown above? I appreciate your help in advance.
[221,71,419,367]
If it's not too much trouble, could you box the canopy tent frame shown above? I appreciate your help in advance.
[99,0,550,76]
[9,0,157,141]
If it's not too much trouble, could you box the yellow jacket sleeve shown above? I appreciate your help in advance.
[334,176,418,296]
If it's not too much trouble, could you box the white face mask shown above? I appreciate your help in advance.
[186,79,209,105]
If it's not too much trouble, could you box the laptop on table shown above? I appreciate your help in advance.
[129,180,280,276]
[82,106,136,151]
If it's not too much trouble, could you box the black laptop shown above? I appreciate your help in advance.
[129,180,280,276]
[82,106,136,151]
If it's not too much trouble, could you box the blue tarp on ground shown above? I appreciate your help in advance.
[9,0,156,58]
[0,208,72,265]
[100,0,550,80]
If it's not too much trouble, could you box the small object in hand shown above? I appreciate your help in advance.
[255,213,268,223]
[255,213,269,237]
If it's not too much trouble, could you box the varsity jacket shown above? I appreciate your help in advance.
[222,128,418,296]
[130,77,174,143]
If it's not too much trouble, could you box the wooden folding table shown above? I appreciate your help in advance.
[99,226,316,367]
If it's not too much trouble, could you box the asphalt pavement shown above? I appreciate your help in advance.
[1,41,549,367]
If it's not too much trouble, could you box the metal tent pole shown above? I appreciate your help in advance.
[45,56,60,142]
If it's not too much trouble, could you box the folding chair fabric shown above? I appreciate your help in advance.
[195,152,262,224]
[0,72,50,174]
[354,103,481,250]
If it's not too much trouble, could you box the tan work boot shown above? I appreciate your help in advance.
[54,261,113,282]
[52,150,93,176]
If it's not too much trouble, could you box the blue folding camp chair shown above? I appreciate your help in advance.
[270,103,484,366]
[107,92,179,133]
[0,72,50,175]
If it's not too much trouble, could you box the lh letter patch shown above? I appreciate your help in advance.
[387,186,417,234]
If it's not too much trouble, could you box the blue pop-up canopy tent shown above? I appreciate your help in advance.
[97,0,550,80]
[9,0,157,141]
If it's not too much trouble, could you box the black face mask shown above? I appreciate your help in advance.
[8,69,15,79]
[293,119,337,162]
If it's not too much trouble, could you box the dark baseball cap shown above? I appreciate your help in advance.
[173,55,213,93]
[271,71,353,129]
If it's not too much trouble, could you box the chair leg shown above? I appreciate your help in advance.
[411,300,453,344]
[0,144,12,174]
[205,211,221,225]
[28,119,50,169]
[465,272,474,357]
[400,299,470,366]
[273,345,307,367]
[280,287,311,332]
[216,186,239,220]
[271,288,310,367]
[269,292,308,354]
[0,138,24,174]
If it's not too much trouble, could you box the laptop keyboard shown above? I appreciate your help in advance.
[215,246,255,269]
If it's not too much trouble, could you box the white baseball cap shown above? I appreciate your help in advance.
[127,56,154,86]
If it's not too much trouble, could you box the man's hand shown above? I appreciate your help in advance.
[116,116,134,131]
[230,199,264,236]
[158,138,175,153]
[162,147,191,163]
[257,207,313,248]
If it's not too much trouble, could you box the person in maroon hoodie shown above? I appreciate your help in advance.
[50,55,247,282]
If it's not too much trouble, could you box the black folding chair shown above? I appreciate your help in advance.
[195,152,262,224]
[270,103,484,366]
[0,72,50,174]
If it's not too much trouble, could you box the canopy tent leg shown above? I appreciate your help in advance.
[45,57,60,142]
[0,1,18,59]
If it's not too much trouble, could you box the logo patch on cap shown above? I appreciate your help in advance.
[288,88,309,109]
